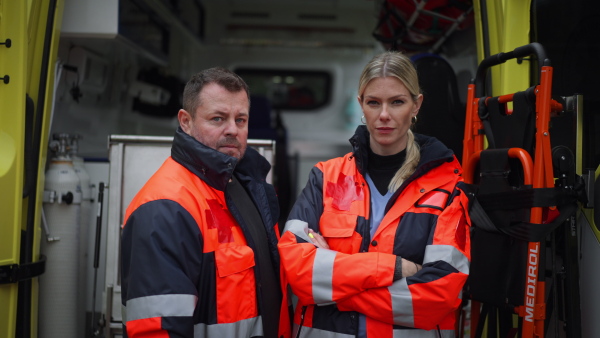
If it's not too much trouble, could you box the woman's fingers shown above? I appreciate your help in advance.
[307,228,330,249]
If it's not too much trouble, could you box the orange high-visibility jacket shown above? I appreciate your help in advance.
[278,126,471,338]
[121,128,290,338]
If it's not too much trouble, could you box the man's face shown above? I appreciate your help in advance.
[179,83,249,159]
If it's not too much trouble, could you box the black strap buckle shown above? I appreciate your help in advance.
[0,255,46,284]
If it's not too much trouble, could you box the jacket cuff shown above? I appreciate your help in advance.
[393,256,403,281]
[373,253,397,287]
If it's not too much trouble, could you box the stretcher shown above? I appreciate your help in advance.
[461,43,587,338]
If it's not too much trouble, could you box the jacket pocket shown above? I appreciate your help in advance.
[214,245,258,322]
[214,244,255,277]
[319,211,361,253]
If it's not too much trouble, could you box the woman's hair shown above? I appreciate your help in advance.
[358,51,421,192]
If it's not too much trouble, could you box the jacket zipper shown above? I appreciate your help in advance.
[295,306,308,338]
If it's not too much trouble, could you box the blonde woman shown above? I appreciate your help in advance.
[278,51,471,338]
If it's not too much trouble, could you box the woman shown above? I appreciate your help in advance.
[278,51,471,338]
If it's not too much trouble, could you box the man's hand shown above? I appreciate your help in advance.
[401,258,422,277]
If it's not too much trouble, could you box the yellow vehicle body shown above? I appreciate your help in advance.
[0,1,63,337]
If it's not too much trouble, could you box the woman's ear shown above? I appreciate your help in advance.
[178,109,192,134]
[414,94,424,114]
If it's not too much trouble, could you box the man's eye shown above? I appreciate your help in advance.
[212,117,223,122]
[236,118,247,124]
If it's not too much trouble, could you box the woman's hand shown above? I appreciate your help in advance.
[306,228,330,249]
[305,228,423,277]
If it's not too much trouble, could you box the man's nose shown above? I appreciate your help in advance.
[223,119,238,136]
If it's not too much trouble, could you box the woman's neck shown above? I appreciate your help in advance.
[367,147,406,195]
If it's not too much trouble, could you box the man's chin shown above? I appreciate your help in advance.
[220,148,244,160]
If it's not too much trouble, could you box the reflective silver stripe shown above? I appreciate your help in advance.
[313,248,336,304]
[283,219,312,243]
[293,324,455,338]
[194,316,263,338]
[124,294,197,322]
[423,244,470,274]
[389,279,414,327]
[296,323,454,338]
[296,325,354,338]
[392,328,454,337]
[283,219,336,304]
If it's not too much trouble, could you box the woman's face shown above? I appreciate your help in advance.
[359,76,422,156]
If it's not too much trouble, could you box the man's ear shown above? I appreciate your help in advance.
[178,109,192,134]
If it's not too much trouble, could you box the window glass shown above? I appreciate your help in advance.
[235,68,331,111]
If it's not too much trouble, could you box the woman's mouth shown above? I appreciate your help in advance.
[376,127,394,134]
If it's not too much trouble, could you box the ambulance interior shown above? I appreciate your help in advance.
[3,0,600,337]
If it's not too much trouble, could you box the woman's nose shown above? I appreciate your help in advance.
[379,105,391,120]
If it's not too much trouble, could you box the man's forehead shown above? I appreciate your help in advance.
[196,94,249,115]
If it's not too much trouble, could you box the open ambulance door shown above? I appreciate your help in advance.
[0,1,64,337]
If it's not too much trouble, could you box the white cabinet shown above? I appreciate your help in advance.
[61,0,120,38]
[60,0,202,66]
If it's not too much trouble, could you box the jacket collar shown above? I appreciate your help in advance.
[170,127,272,191]
[349,125,455,178]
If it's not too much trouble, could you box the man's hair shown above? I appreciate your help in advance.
[182,67,250,116]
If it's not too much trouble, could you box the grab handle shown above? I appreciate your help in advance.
[474,42,550,97]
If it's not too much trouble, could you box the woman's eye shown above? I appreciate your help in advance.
[366,100,379,106]
[392,99,404,105]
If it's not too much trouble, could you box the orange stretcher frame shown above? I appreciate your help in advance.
[461,43,564,338]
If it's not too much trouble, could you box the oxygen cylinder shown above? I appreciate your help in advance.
[39,133,82,338]
[69,133,93,338]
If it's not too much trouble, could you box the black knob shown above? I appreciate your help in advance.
[62,192,74,204]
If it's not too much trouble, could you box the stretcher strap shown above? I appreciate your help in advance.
[468,192,577,242]
[477,186,581,210]
[478,87,537,152]
[464,147,585,242]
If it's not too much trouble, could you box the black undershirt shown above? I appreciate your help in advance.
[226,176,281,338]
[367,148,406,195]
[367,148,407,281]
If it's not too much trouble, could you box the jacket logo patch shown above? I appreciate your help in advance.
[416,189,449,211]
[326,173,364,211]
[206,199,235,243]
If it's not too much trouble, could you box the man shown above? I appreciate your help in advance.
[120,67,290,338]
